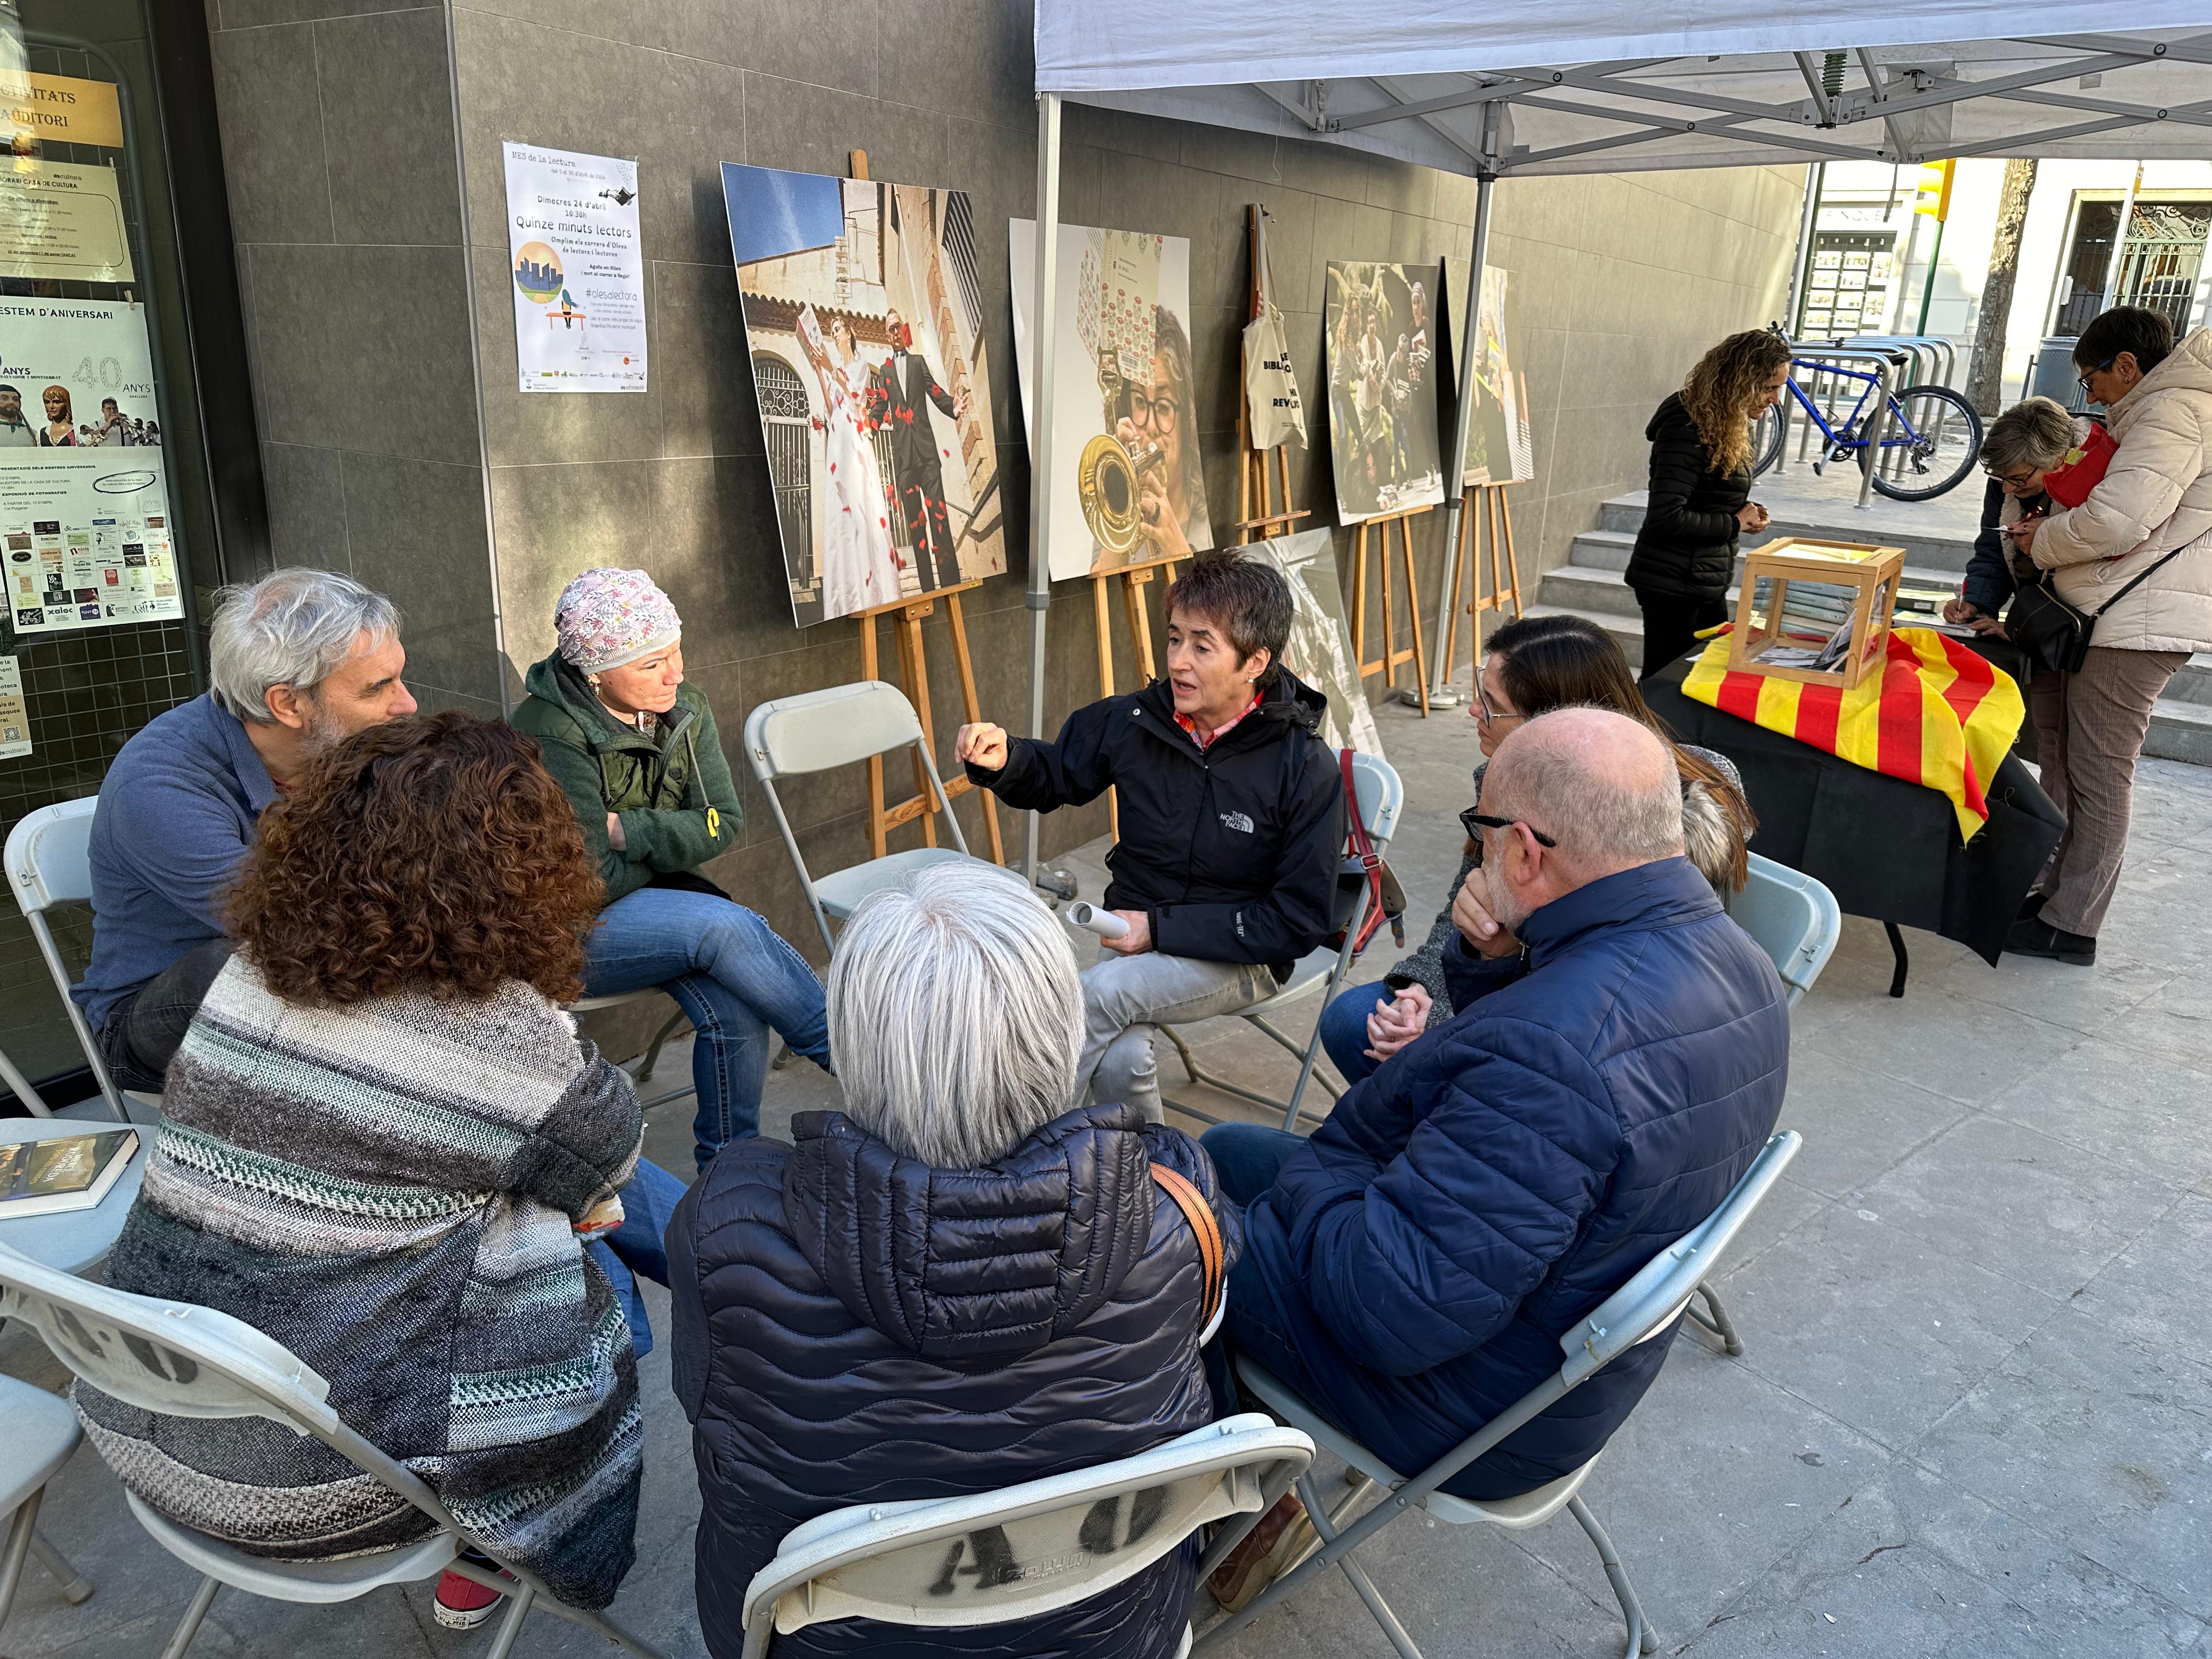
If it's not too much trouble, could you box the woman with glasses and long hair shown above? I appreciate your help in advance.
[1974,309,2212,966]
[1314,613,1756,1082]
[1627,329,1793,678]
[1114,304,1213,563]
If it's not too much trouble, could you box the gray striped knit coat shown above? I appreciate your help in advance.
[75,957,647,1610]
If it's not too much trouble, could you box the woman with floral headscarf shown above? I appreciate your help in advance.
[512,568,831,1171]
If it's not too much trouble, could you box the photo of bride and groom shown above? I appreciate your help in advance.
[723,162,1006,627]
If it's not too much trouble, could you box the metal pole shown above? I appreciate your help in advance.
[2096,160,2144,317]
[1784,162,1821,329]
[1020,93,1063,884]
[1427,131,1499,706]
[1858,356,1889,509]
[1915,218,1946,335]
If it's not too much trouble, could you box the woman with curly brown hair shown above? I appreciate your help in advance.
[74,712,685,1628]
[1627,328,1794,678]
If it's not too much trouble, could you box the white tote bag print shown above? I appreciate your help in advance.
[1244,303,1306,450]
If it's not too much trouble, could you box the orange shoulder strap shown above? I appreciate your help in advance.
[1149,1161,1223,1328]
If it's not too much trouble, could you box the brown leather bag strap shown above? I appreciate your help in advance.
[1149,1161,1223,1328]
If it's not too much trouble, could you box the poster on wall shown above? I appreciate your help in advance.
[1011,218,1217,580]
[1442,256,1534,487]
[723,163,1006,626]
[1245,529,1383,758]
[1323,262,1444,523]
[501,142,648,394]
[0,299,182,636]
[0,158,135,284]
[0,656,29,759]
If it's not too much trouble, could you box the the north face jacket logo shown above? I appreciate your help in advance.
[1219,811,1254,834]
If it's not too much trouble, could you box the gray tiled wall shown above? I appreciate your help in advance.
[206,0,1803,981]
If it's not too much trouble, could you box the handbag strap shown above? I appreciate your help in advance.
[1341,748,1385,954]
[1149,1162,1223,1328]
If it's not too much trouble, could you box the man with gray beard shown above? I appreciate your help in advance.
[75,568,417,1091]
[1202,708,1790,1609]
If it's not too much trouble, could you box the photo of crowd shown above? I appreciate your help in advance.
[1323,261,1444,522]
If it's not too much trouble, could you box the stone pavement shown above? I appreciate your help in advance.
[7,680,2211,1658]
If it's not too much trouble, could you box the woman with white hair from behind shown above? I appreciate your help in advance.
[667,862,1239,1659]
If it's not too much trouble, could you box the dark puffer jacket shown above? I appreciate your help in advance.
[1626,391,1752,603]
[667,1104,1240,1659]
[964,670,1345,978]
[1229,857,1788,1498]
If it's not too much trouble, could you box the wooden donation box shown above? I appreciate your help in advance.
[1729,537,1908,691]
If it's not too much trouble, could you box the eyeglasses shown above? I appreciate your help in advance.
[1474,680,1525,726]
[2078,357,2115,402]
[1127,394,1181,431]
[1980,464,2039,488]
[1459,808,1558,848]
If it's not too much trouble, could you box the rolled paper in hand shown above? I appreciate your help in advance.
[1067,902,1130,940]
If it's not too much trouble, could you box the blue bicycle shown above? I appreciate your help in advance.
[1750,342,1983,502]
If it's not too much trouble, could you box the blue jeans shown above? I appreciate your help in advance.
[1201,1122,1307,1210]
[1197,1123,1307,1415]
[1317,978,1393,1088]
[588,1156,689,1359]
[582,887,831,1172]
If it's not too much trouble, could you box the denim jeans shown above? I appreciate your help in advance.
[97,938,236,1094]
[1315,978,1395,1089]
[582,887,830,1172]
[1196,1122,1306,1415]
[588,1155,690,1359]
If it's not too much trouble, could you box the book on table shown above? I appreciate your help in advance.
[0,1128,138,1217]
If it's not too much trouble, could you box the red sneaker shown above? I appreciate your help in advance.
[434,1564,515,1630]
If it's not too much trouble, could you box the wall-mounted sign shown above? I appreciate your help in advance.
[0,300,181,636]
[1,71,126,152]
[500,142,647,394]
[0,157,134,284]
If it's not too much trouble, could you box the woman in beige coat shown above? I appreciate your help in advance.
[2006,307,2212,964]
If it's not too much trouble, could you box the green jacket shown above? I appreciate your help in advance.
[511,652,741,905]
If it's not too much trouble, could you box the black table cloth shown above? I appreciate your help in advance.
[1644,653,2064,976]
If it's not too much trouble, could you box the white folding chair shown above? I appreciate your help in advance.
[743,681,1014,953]
[1197,1130,1803,1659]
[1680,854,1840,1358]
[737,1414,1314,1658]
[0,1243,667,1659]
[1727,851,1843,1008]
[568,989,693,1110]
[1163,752,1404,1133]
[5,798,156,1127]
[0,1374,95,1639]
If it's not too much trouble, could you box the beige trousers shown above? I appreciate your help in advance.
[2027,645,2187,938]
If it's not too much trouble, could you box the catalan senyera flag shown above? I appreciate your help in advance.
[1682,626,2025,842]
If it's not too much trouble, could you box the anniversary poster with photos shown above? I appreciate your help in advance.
[725,163,1005,625]
[1324,262,1444,522]
[1244,529,1383,758]
[1442,256,1534,486]
[0,299,182,636]
[1011,218,1217,580]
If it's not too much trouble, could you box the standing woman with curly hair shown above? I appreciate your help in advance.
[1627,329,1794,677]
[74,713,686,1629]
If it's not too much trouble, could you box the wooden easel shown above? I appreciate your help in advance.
[1234,204,1311,548]
[1092,552,1183,837]
[1352,507,1431,714]
[1437,483,1526,683]
[840,148,1003,867]
[854,580,1005,865]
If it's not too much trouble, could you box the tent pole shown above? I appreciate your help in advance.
[1022,92,1063,884]
[1429,162,1497,706]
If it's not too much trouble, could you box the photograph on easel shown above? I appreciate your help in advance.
[721,163,1006,625]
[1244,530,1384,758]
[1011,218,1218,580]
[1441,255,1536,487]
[1323,261,1444,523]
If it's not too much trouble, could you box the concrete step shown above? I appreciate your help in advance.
[1536,562,1968,624]
[1598,492,1979,574]
[2165,654,2212,706]
[1568,528,1637,572]
[2146,699,2212,765]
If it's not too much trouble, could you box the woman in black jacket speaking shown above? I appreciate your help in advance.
[1626,329,1793,676]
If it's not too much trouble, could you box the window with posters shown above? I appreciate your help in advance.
[2,9,239,1101]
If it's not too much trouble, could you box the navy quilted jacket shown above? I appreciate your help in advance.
[1232,856,1788,1496]
[667,1104,1240,1659]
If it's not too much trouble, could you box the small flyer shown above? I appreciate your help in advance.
[0,156,135,283]
[501,142,647,394]
[0,654,27,759]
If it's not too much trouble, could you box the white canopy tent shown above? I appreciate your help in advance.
[1015,11,2212,874]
